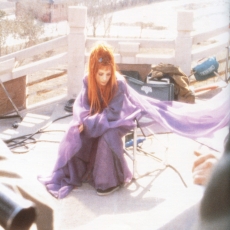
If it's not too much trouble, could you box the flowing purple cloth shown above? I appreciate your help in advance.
[38,75,230,198]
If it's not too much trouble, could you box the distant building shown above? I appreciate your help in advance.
[38,0,68,22]
[14,0,68,22]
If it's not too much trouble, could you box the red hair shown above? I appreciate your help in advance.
[88,42,117,115]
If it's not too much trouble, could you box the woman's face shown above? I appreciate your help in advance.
[96,66,111,87]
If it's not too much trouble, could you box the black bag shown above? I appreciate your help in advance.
[120,70,141,81]
[124,75,174,101]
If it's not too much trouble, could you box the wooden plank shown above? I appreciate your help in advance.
[0,77,26,116]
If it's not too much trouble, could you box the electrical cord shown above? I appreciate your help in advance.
[6,129,67,148]
[10,137,37,154]
[10,138,62,154]
[4,113,73,153]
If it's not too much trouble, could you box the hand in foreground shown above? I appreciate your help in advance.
[192,151,218,185]
[78,124,84,133]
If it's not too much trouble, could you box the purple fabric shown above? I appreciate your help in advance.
[38,75,230,198]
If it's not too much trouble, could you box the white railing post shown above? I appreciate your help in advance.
[67,6,87,99]
[118,42,140,64]
[175,10,194,76]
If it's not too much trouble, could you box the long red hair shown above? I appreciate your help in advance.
[88,42,117,115]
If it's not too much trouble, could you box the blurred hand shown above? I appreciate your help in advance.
[78,124,84,133]
[192,151,218,185]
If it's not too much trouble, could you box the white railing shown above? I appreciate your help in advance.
[0,36,68,82]
[0,5,229,110]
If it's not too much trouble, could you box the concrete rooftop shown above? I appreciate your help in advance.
[0,82,228,230]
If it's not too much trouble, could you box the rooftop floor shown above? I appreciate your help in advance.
[0,80,228,230]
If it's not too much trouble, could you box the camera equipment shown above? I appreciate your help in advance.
[0,183,36,230]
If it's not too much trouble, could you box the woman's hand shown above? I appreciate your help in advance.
[192,151,218,185]
[78,124,84,133]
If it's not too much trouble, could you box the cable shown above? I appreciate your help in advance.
[10,138,36,154]
[165,164,188,188]
[6,129,66,147]
[4,113,73,152]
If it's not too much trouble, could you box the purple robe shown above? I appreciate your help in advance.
[38,75,230,198]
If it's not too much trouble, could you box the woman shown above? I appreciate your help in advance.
[39,43,138,198]
[39,42,230,199]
